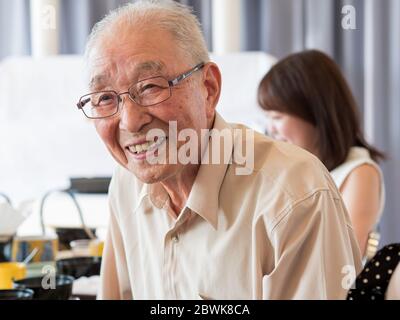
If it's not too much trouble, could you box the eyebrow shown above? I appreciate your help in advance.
[89,75,108,90]
[135,61,165,77]
[89,60,166,90]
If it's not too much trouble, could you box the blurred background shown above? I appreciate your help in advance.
[0,0,399,248]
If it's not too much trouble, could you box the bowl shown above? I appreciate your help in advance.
[0,289,34,300]
[70,239,104,257]
[70,239,91,256]
[54,227,97,251]
[56,256,102,279]
[13,275,74,300]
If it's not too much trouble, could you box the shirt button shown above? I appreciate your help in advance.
[172,234,179,243]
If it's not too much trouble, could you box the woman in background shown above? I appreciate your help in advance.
[258,50,385,258]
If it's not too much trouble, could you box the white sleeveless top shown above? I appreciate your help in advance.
[330,146,385,221]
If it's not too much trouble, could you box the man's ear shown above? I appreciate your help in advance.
[201,62,222,121]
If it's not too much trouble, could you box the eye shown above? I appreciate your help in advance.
[140,83,158,92]
[137,83,164,96]
[96,93,115,106]
[135,77,169,96]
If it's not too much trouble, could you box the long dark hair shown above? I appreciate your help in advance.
[258,49,385,171]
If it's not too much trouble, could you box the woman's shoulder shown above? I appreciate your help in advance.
[330,147,382,189]
[339,164,382,211]
[330,147,385,218]
[345,163,381,185]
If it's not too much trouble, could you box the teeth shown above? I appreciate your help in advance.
[128,138,166,154]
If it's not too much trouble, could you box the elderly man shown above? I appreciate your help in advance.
[78,0,361,299]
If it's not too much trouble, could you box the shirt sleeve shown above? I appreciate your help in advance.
[262,189,363,300]
[97,191,133,300]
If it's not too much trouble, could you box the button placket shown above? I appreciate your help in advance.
[163,209,191,298]
[163,230,177,298]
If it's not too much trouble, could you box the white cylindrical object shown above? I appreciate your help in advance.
[30,0,60,57]
[212,0,241,54]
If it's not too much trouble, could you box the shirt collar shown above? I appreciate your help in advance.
[185,113,233,229]
[138,182,168,210]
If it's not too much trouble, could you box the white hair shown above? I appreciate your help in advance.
[85,0,210,64]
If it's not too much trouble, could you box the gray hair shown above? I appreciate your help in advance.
[85,0,210,64]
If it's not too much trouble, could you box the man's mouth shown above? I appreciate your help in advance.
[126,136,167,156]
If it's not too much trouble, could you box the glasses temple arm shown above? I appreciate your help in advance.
[169,62,205,86]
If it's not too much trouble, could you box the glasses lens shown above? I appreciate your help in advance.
[80,91,118,118]
[130,77,171,106]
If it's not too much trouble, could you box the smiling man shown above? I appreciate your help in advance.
[78,0,362,299]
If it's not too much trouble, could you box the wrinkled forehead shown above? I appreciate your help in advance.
[86,29,187,90]
[87,55,167,91]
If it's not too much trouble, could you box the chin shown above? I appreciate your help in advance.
[127,162,179,184]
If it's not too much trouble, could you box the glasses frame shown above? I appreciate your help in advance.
[77,62,205,119]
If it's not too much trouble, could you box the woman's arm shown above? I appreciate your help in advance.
[339,164,381,256]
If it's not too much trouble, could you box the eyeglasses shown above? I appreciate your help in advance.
[77,62,205,119]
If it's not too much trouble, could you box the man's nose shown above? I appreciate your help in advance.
[119,96,152,133]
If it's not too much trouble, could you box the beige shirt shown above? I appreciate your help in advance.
[98,113,362,300]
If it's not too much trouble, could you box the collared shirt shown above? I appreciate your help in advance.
[98,113,362,300]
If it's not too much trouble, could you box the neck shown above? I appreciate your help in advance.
[161,114,216,217]
[160,163,200,217]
